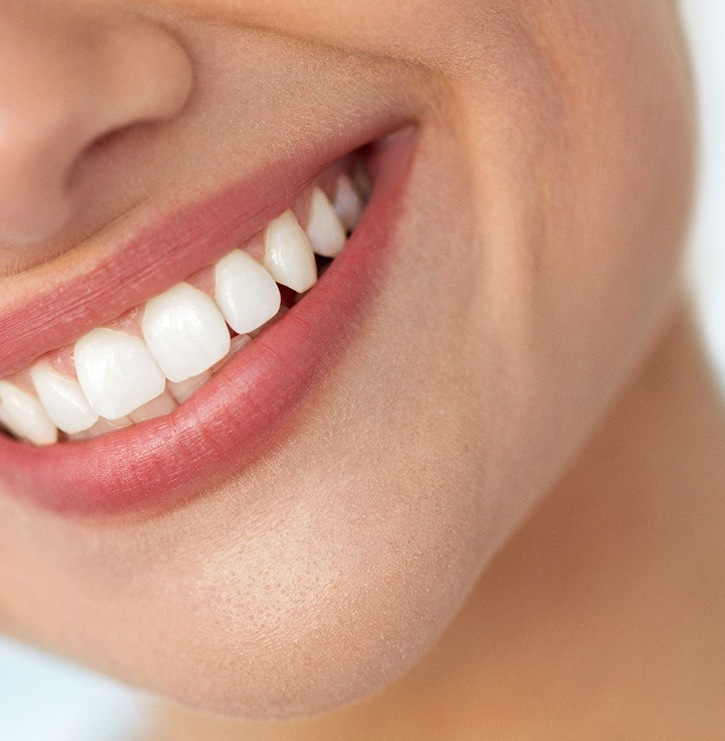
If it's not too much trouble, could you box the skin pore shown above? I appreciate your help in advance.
[149,306,725,740]
[0,1,723,739]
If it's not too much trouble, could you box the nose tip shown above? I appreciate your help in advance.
[0,7,193,245]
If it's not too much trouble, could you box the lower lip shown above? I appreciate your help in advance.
[0,129,416,517]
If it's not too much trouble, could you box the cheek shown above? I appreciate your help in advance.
[457,1,694,476]
[164,0,505,72]
[0,2,694,721]
[0,127,523,719]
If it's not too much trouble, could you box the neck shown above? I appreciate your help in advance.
[145,298,725,740]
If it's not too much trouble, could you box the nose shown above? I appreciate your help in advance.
[0,4,193,245]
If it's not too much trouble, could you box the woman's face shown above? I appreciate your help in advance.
[0,0,693,719]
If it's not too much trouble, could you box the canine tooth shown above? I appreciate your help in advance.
[215,250,281,334]
[168,372,210,404]
[306,187,347,258]
[30,365,99,434]
[333,174,363,230]
[143,283,231,383]
[75,328,167,420]
[129,391,178,423]
[263,210,317,293]
[0,381,58,446]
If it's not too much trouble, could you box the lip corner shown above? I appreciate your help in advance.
[0,125,418,518]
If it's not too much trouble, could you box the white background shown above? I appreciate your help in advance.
[1,4,723,740]
[687,1,725,376]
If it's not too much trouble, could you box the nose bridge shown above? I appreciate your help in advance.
[0,4,194,246]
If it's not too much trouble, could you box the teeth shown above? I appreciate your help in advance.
[74,328,167,421]
[168,372,211,404]
[142,283,231,384]
[30,365,99,434]
[68,416,132,441]
[1,162,370,445]
[214,250,281,335]
[128,391,179,424]
[305,187,347,258]
[333,175,363,231]
[263,210,317,293]
[229,333,252,354]
[0,381,58,446]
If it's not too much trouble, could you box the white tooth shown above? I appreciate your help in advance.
[30,365,99,434]
[69,416,131,442]
[74,328,167,420]
[106,416,133,428]
[333,175,363,231]
[168,371,210,404]
[142,283,231,384]
[214,250,281,334]
[263,210,317,293]
[306,187,347,258]
[129,391,178,424]
[229,333,252,354]
[0,381,58,446]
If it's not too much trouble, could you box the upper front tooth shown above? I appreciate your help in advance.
[215,250,281,335]
[74,328,167,420]
[0,381,58,446]
[333,174,363,231]
[142,283,231,383]
[263,210,317,293]
[306,187,347,258]
[30,365,99,434]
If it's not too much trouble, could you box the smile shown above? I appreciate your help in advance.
[0,161,370,445]
[0,127,415,516]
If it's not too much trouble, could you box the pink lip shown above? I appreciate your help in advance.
[0,115,407,378]
[0,127,415,516]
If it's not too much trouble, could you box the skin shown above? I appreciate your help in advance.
[0,0,722,738]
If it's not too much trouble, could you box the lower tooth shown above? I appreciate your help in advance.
[168,372,211,404]
[229,333,252,355]
[69,416,131,442]
[129,391,179,424]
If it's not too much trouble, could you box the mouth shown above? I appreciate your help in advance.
[0,126,415,516]
[1,157,371,445]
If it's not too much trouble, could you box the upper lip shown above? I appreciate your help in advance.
[0,113,401,378]
[0,119,416,516]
